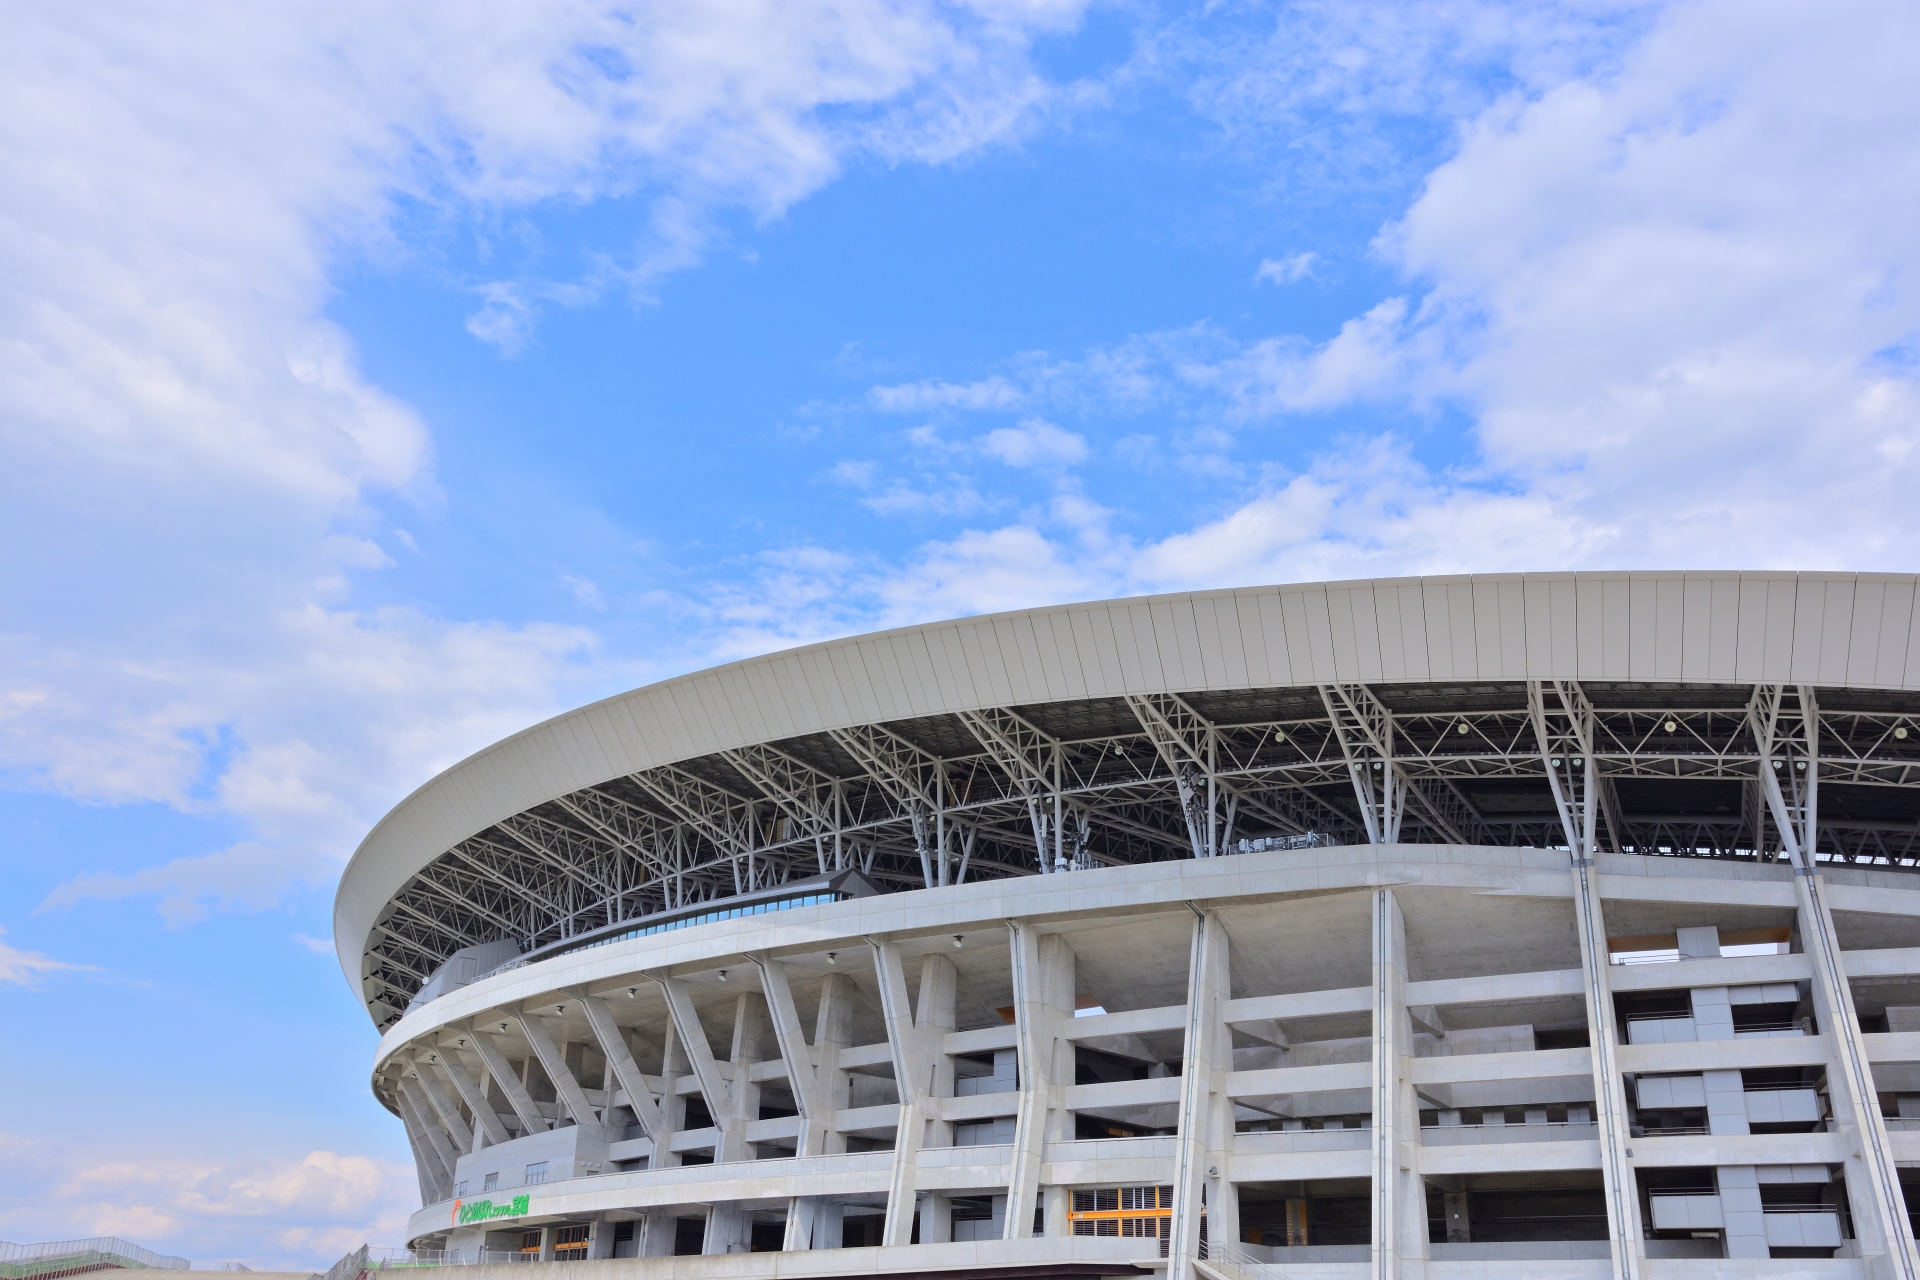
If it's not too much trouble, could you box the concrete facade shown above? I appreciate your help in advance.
[337,575,1920,1280]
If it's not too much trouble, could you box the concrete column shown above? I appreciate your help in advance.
[701,992,771,1256]
[579,995,670,1150]
[1568,864,1645,1279]
[537,1225,554,1262]
[410,1057,474,1156]
[637,1214,675,1257]
[1370,889,1425,1280]
[588,1214,615,1259]
[785,971,855,1251]
[514,1006,603,1133]
[811,1202,845,1251]
[920,1191,952,1245]
[1717,1166,1767,1259]
[1002,924,1074,1242]
[872,939,934,1247]
[815,971,854,1154]
[701,1203,751,1255]
[1690,987,1734,1040]
[469,1030,551,1135]
[1702,1070,1749,1136]
[398,1076,460,1182]
[717,992,770,1162]
[1168,909,1229,1279]
[435,1048,511,1148]
[1442,1190,1470,1244]
[1754,691,1920,1280]
[917,953,959,1150]
[395,1083,455,1201]
[655,1018,688,1168]
[655,972,733,1160]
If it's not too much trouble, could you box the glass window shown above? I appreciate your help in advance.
[525,1161,549,1185]
[482,1172,499,1192]
[454,1181,467,1198]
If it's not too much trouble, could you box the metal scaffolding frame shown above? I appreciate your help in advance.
[359,678,1920,1027]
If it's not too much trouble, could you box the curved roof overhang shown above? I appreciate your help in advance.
[334,571,1920,1021]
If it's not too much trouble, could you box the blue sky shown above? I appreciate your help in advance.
[4,0,1919,1266]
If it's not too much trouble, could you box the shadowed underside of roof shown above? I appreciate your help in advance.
[337,573,1920,1028]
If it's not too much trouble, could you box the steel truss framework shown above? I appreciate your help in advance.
[361,679,1920,1027]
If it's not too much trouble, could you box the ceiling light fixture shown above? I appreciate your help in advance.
[953,935,963,949]
[718,969,728,982]
[827,952,837,966]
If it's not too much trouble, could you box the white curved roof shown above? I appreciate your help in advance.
[333,570,1920,992]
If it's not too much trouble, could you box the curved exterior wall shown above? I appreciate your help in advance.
[341,573,1920,1280]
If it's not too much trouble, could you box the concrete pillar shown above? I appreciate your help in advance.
[920,1191,952,1245]
[1567,859,1646,1279]
[695,993,771,1255]
[1755,694,1920,1280]
[655,1019,687,1168]
[784,971,856,1252]
[537,1225,554,1262]
[1690,987,1734,1040]
[395,1086,452,1203]
[719,992,770,1162]
[516,1006,604,1133]
[917,953,959,1150]
[588,1214,615,1259]
[811,1202,845,1250]
[1003,924,1074,1241]
[432,1049,510,1148]
[702,1204,751,1255]
[1370,889,1426,1280]
[410,1058,474,1156]
[580,995,670,1157]
[637,1214,675,1257]
[397,1078,458,1196]
[873,939,934,1247]
[1168,909,1230,1279]
[1702,1070,1749,1136]
[1717,1166,1767,1259]
[1442,1191,1470,1244]
[469,1030,551,1135]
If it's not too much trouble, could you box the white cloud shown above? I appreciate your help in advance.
[718,0,1920,638]
[981,419,1089,467]
[1255,252,1319,285]
[0,1139,415,1270]
[292,933,336,955]
[560,571,605,609]
[0,926,98,986]
[870,375,1028,411]
[2,2,1081,921]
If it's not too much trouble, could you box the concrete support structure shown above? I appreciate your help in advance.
[338,574,1920,1280]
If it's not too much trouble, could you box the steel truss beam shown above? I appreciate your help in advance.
[360,680,1920,1025]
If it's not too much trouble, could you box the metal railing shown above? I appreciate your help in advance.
[1,1240,190,1280]
[1195,1237,1266,1280]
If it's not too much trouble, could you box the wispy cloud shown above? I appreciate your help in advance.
[1254,252,1319,285]
[0,927,98,986]
[981,419,1088,468]
[0,1139,415,1271]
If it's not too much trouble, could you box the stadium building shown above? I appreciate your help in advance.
[336,572,1920,1280]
